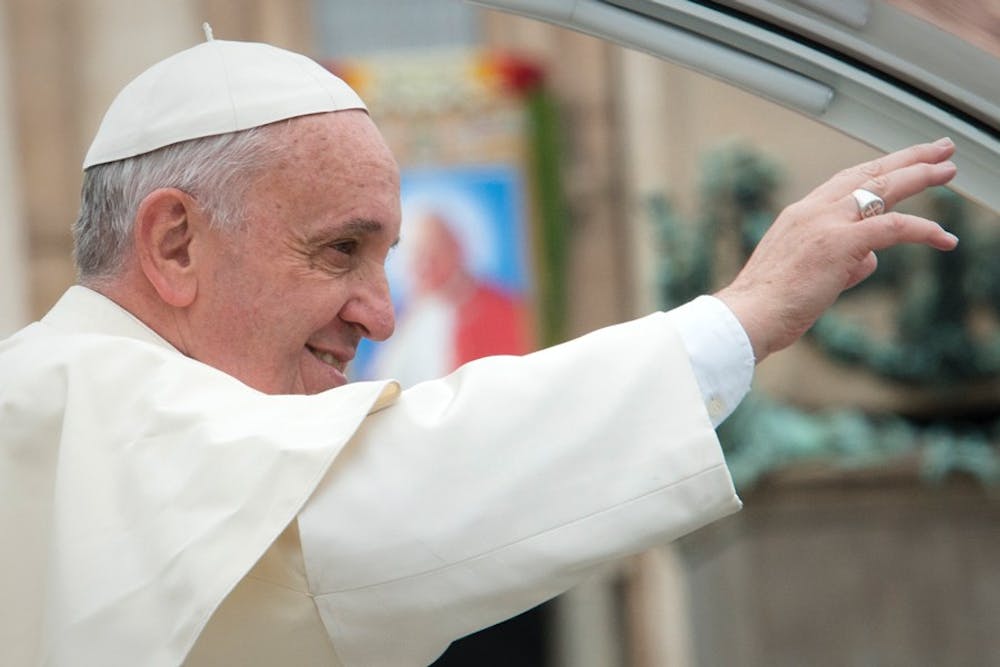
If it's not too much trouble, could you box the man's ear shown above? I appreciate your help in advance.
[134,188,204,308]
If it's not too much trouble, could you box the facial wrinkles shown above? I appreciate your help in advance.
[238,113,400,393]
[287,231,394,388]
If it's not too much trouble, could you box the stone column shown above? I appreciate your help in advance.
[7,0,81,316]
[624,547,695,667]
[0,0,29,335]
[618,48,674,316]
[74,0,203,143]
[552,571,624,667]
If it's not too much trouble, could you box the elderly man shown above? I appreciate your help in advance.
[0,36,958,667]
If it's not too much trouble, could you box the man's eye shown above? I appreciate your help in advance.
[329,240,358,256]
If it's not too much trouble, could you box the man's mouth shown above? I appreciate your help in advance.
[306,344,347,371]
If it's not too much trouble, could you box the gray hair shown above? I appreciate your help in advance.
[72,122,290,280]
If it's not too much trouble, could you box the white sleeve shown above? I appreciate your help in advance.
[297,312,742,667]
[663,295,755,426]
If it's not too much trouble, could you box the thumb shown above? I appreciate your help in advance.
[844,251,878,290]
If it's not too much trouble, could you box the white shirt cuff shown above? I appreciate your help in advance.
[664,295,755,427]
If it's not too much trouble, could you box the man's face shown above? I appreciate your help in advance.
[411,215,466,296]
[188,111,401,395]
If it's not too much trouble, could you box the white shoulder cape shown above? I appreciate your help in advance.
[0,287,398,666]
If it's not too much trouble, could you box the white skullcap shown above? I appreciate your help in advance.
[83,36,366,169]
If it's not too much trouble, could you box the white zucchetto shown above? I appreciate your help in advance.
[83,37,365,169]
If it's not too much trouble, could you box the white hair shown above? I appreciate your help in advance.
[72,123,290,280]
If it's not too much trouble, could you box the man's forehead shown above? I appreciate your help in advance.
[283,112,399,178]
[288,110,378,146]
[258,113,401,244]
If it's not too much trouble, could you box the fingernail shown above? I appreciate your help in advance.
[945,232,959,245]
[935,137,954,147]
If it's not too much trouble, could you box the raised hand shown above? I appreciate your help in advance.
[716,138,959,363]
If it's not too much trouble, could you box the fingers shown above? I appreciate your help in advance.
[857,160,957,208]
[854,212,959,252]
[837,159,957,220]
[844,251,878,290]
[716,141,961,364]
[811,137,956,203]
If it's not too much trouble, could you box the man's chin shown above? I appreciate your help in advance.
[303,375,348,395]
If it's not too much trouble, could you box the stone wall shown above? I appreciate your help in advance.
[680,468,1000,666]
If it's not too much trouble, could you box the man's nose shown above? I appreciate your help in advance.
[343,271,395,342]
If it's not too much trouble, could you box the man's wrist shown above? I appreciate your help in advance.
[713,286,769,363]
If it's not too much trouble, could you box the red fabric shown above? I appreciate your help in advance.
[452,284,533,368]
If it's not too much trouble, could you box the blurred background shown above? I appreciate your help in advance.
[1,1,998,665]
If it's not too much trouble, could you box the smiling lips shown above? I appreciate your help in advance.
[306,344,348,372]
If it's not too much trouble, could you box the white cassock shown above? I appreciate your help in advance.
[0,286,751,667]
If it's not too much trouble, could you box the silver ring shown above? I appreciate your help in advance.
[851,188,885,219]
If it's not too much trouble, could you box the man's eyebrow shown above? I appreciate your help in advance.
[308,218,396,245]
[339,218,384,236]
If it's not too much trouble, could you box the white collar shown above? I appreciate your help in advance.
[41,285,178,352]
